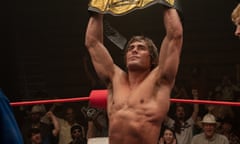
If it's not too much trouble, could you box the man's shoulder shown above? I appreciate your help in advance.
[192,133,229,144]
[187,117,194,123]
[192,133,205,140]
[164,117,174,127]
[191,133,204,144]
[215,133,229,141]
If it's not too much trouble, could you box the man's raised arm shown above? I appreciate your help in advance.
[85,13,115,82]
[158,8,183,86]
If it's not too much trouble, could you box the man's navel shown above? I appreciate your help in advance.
[140,99,144,104]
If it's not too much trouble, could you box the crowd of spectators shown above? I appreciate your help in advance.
[16,102,108,144]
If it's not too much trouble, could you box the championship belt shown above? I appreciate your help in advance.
[88,0,180,16]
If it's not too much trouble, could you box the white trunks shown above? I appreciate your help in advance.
[88,137,109,144]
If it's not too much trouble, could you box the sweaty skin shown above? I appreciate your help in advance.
[85,7,183,144]
[107,67,171,143]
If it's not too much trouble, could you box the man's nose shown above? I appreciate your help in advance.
[235,26,240,37]
[131,47,138,53]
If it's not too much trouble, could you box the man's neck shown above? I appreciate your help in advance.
[128,70,150,89]
[205,133,215,140]
[32,121,40,127]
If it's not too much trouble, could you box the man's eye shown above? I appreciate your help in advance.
[139,45,146,50]
[235,19,240,25]
[128,46,134,51]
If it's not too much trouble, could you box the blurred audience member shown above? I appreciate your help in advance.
[159,126,177,144]
[191,113,229,144]
[206,102,234,121]
[29,128,42,144]
[165,89,199,144]
[21,104,59,144]
[69,124,87,144]
[53,106,85,144]
[215,75,240,101]
[193,115,203,135]
[171,82,189,99]
[81,107,108,138]
[219,117,240,144]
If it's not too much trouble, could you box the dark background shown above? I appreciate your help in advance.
[2,0,240,102]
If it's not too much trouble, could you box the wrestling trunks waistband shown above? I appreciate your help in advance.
[88,137,109,144]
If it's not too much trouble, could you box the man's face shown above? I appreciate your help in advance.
[126,40,151,70]
[163,129,174,144]
[202,123,216,139]
[222,122,232,133]
[31,133,42,144]
[65,108,75,122]
[31,112,41,122]
[234,17,240,38]
[175,106,185,119]
[71,128,82,139]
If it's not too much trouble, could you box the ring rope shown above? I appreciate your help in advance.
[170,98,240,107]
[10,97,240,107]
[10,97,90,106]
